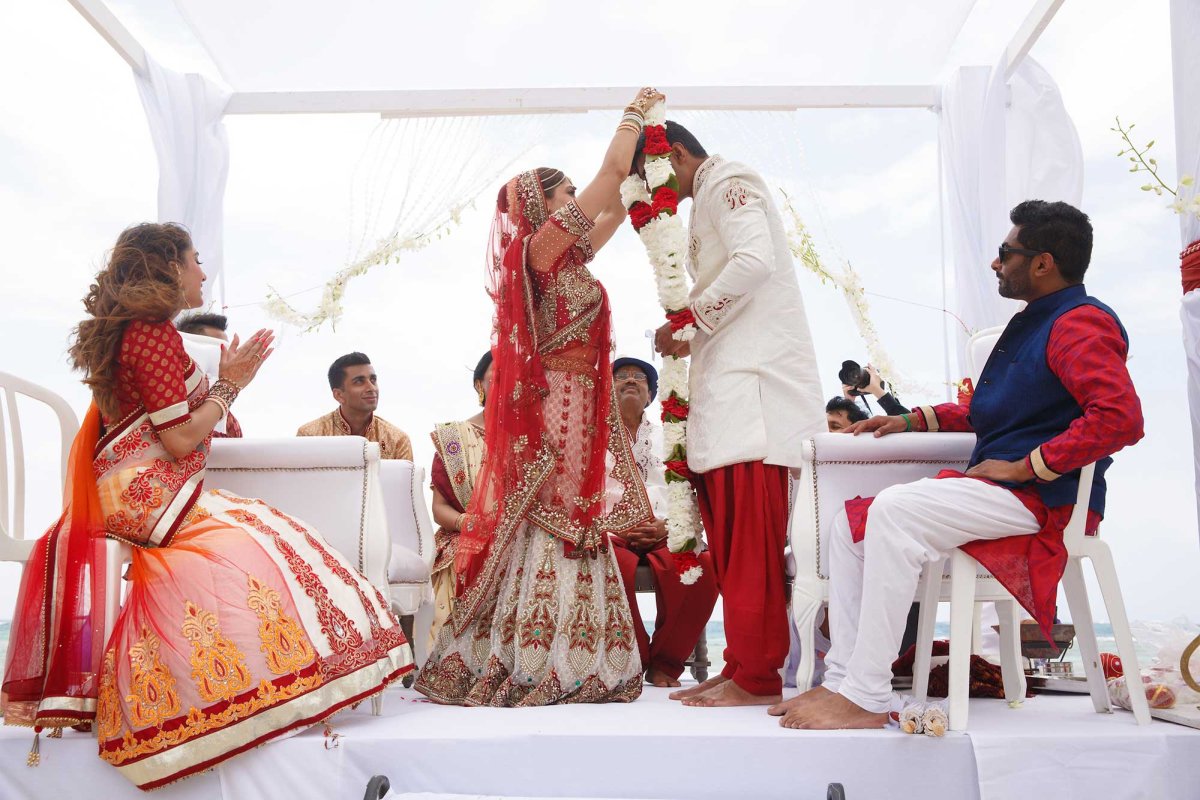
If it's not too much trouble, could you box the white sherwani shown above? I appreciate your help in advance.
[685,155,824,473]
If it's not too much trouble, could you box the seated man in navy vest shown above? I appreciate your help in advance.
[772,200,1145,730]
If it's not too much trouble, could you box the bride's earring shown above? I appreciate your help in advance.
[477,388,486,407]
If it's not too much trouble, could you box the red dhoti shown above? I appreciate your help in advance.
[610,536,719,679]
[695,461,791,696]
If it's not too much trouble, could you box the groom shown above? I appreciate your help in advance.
[638,122,825,707]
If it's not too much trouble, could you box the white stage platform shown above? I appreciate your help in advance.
[1,686,1197,800]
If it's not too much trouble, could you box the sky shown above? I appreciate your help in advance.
[0,0,1196,628]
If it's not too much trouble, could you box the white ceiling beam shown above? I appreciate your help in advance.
[1004,0,1066,78]
[224,85,940,117]
[67,0,147,75]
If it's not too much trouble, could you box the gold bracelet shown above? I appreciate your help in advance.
[454,512,466,532]
[623,104,645,120]
[207,395,229,420]
[616,122,641,135]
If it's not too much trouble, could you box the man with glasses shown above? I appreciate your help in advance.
[607,356,719,688]
[775,199,1145,730]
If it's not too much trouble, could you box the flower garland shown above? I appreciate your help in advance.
[620,103,704,585]
[263,206,467,332]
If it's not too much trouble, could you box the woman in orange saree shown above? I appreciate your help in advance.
[414,89,664,707]
[1,223,412,790]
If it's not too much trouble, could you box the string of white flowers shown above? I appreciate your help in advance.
[779,189,917,393]
[621,101,703,585]
[263,206,467,332]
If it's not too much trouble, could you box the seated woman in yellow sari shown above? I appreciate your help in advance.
[1,223,412,790]
[427,351,492,642]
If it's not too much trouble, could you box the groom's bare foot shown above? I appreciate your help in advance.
[780,692,888,730]
[669,675,727,700]
[767,685,831,716]
[646,668,682,688]
[681,680,782,708]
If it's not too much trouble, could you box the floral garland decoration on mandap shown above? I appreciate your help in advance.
[620,103,705,585]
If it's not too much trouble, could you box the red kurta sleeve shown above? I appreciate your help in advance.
[911,402,973,433]
[118,320,192,432]
[1027,305,1145,481]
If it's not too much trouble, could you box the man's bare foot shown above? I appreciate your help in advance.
[767,685,831,716]
[681,680,782,708]
[779,692,888,730]
[669,675,728,700]
[645,668,682,688]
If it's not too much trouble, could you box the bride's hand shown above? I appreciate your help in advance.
[630,86,666,114]
[219,329,275,389]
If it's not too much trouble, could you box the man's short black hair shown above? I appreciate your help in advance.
[635,120,708,159]
[826,396,868,423]
[329,352,372,390]
[1009,200,1093,283]
[176,312,228,335]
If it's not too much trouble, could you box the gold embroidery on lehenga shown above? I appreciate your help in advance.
[125,627,181,729]
[96,649,123,742]
[517,539,560,676]
[247,575,315,675]
[602,557,634,674]
[182,601,253,703]
[566,558,600,676]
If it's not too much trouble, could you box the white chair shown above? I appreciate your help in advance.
[378,459,435,667]
[0,371,80,561]
[789,431,975,691]
[912,460,1151,728]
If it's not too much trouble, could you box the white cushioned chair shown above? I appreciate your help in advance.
[788,431,975,691]
[378,459,435,667]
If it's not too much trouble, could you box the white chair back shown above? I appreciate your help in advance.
[793,432,975,579]
[205,436,390,589]
[378,459,435,572]
[0,372,79,554]
[964,325,1005,386]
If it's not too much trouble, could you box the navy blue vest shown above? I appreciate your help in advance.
[968,285,1127,514]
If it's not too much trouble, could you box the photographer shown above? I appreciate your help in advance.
[839,360,908,417]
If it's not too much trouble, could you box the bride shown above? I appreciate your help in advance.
[415,88,665,707]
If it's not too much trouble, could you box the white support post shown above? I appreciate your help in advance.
[223,85,940,117]
[67,0,147,75]
[1004,0,1066,78]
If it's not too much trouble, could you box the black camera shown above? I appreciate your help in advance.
[838,360,871,396]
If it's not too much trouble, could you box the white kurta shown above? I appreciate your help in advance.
[685,155,825,472]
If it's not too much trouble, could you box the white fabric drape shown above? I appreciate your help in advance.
[134,54,231,309]
[1170,0,1200,543]
[938,55,1083,375]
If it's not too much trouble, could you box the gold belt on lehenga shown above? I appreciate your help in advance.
[541,353,599,377]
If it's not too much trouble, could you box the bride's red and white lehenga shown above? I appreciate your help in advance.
[1,319,412,790]
[414,171,653,707]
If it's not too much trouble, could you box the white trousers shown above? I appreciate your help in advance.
[823,477,1040,713]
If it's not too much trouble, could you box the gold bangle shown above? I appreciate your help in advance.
[453,512,466,532]
[208,378,240,410]
[207,395,229,420]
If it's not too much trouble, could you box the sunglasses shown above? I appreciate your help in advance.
[998,243,1047,262]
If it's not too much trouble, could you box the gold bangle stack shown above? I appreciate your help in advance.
[617,105,644,135]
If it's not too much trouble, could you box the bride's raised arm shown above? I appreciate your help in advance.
[574,87,665,246]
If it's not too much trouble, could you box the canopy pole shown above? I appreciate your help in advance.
[1005,0,1066,78]
[67,0,147,75]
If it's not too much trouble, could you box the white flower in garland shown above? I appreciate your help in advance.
[621,100,704,581]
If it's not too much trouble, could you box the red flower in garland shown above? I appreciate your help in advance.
[643,125,670,155]
[661,395,689,421]
[664,459,693,481]
[651,186,679,218]
[629,201,655,231]
[666,306,695,332]
[673,550,701,577]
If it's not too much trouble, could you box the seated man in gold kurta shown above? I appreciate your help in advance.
[297,351,414,460]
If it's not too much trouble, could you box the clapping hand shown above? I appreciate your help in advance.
[219,329,275,389]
